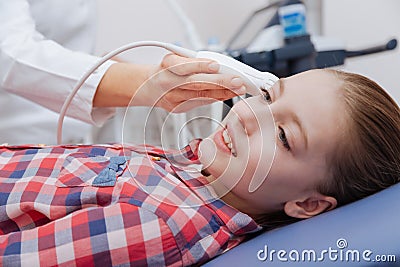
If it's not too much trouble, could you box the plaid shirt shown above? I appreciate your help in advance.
[0,140,260,266]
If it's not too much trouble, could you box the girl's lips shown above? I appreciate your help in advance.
[225,124,237,156]
[213,127,232,156]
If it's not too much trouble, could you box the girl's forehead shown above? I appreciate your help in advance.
[284,70,345,152]
[288,69,340,87]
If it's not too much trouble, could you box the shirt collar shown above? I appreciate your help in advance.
[126,139,261,234]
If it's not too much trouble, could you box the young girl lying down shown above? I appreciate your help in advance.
[0,69,399,266]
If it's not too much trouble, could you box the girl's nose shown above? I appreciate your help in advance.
[230,96,276,193]
[231,96,275,136]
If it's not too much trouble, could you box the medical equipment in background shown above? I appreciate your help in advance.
[57,41,279,144]
[217,0,397,108]
[226,0,398,78]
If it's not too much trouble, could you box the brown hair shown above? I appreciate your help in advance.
[319,70,400,205]
[257,69,400,229]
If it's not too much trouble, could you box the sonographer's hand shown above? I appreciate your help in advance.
[94,54,245,112]
[143,54,246,112]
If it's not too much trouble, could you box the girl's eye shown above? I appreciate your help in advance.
[261,88,272,104]
[278,127,291,151]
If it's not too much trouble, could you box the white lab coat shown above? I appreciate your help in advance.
[0,0,115,144]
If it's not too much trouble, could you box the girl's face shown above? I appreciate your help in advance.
[198,70,344,218]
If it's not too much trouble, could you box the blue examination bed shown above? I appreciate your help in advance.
[205,182,400,266]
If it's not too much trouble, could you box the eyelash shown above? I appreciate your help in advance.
[261,89,291,151]
[278,127,291,151]
[261,88,272,104]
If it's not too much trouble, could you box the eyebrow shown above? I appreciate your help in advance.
[279,79,309,150]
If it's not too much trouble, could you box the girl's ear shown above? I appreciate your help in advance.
[283,194,337,219]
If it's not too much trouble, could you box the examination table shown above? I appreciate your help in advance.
[205,182,400,266]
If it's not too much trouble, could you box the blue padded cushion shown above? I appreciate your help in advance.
[205,183,400,266]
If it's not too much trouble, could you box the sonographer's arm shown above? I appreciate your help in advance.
[0,0,116,127]
[94,54,245,113]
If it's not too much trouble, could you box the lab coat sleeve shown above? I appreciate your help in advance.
[0,0,116,127]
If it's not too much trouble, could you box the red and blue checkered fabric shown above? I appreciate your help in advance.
[0,141,260,266]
